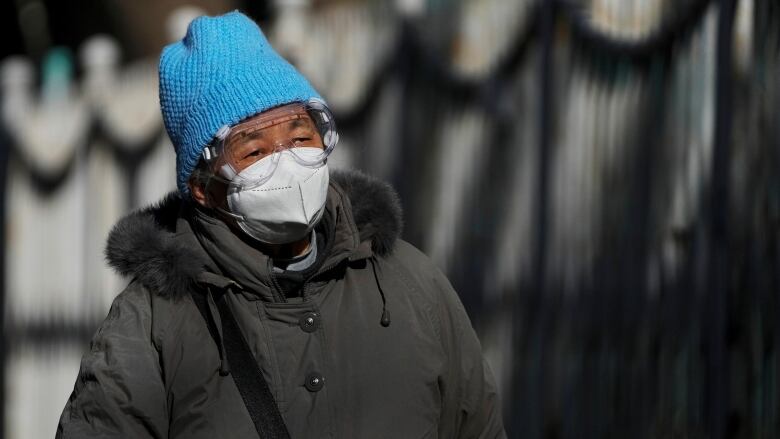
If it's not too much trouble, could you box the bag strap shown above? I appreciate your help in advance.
[191,289,291,439]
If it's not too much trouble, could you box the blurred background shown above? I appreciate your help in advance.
[0,0,778,438]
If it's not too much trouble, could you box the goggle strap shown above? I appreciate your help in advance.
[202,146,217,161]
[215,125,231,140]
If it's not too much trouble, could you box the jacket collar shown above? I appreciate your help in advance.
[104,169,403,299]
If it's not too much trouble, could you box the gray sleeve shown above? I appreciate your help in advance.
[432,265,507,439]
[56,282,169,439]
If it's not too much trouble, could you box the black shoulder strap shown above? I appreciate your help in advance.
[191,290,291,439]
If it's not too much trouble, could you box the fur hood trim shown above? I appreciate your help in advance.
[105,169,403,298]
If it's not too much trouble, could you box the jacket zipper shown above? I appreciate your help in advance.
[268,245,357,302]
[300,256,349,300]
[266,258,288,303]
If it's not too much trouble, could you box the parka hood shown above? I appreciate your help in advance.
[105,169,403,299]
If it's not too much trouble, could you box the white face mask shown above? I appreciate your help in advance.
[221,147,329,244]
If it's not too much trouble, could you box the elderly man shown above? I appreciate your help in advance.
[57,11,505,439]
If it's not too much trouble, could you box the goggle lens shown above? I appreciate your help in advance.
[204,99,338,188]
[225,115,324,173]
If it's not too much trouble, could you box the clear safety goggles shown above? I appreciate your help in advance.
[202,98,338,189]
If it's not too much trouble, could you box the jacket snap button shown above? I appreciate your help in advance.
[305,372,325,392]
[298,312,319,333]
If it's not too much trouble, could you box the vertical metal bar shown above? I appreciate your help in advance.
[0,128,8,439]
[391,20,414,239]
[511,1,554,437]
[775,46,780,439]
[627,58,667,437]
[707,0,737,438]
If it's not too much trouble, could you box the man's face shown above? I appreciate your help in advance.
[190,103,325,209]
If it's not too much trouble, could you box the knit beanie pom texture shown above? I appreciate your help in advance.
[159,10,321,195]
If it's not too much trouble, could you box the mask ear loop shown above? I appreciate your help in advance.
[215,205,245,221]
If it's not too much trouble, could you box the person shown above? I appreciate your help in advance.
[56,10,505,439]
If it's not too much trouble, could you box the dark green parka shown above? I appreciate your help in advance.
[57,170,506,439]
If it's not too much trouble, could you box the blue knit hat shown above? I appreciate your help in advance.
[159,10,321,195]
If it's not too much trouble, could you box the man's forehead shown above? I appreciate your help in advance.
[237,102,311,129]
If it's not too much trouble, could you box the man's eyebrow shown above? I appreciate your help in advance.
[288,118,314,129]
[236,116,313,140]
[242,129,266,140]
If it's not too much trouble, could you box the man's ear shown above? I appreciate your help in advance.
[189,178,209,207]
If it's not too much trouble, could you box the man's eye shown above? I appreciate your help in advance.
[293,137,312,144]
[241,146,265,159]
